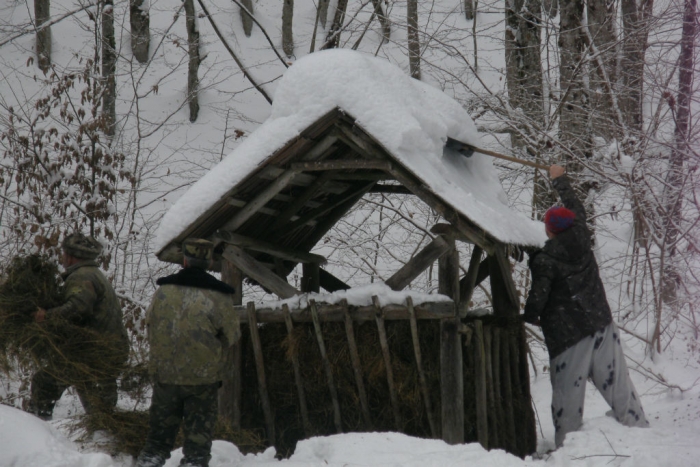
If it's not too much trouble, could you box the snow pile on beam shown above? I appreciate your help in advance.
[155,49,546,250]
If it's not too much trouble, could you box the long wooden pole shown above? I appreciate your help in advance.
[446,137,550,170]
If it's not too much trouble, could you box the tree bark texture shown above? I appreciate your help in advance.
[558,0,591,167]
[464,0,475,20]
[35,0,51,73]
[129,0,150,63]
[239,0,254,37]
[371,0,391,42]
[543,0,557,17]
[587,0,618,138]
[318,0,330,29]
[323,0,348,49]
[620,0,654,131]
[184,0,200,122]
[407,0,421,79]
[101,0,116,136]
[661,0,697,307]
[282,0,294,57]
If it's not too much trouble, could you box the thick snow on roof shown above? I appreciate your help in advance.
[155,49,546,251]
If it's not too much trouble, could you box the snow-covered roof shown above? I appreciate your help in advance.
[155,49,546,252]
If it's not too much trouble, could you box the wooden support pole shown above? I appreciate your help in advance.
[484,324,499,448]
[246,302,276,444]
[341,299,372,428]
[500,327,517,453]
[282,304,312,436]
[437,234,460,303]
[301,262,321,293]
[373,296,402,430]
[219,260,243,429]
[407,297,438,438]
[223,245,299,299]
[492,327,504,449]
[460,246,483,305]
[488,246,520,317]
[440,315,463,444]
[385,235,450,291]
[309,300,343,433]
[474,320,489,449]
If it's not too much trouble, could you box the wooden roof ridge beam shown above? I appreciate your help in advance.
[291,159,392,172]
[223,168,298,232]
[385,235,451,291]
[215,230,327,264]
[222,245,299,299]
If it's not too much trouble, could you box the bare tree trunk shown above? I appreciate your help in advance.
[464,0,475,20]
[184,0,200,122]
[239,0,254,37]
[407,0,421,79]
[620,0,653,132]
[543,0,558,17]
[130,0,150,63]
[587,0,617,138]
[372,0,390,42]
[282,0,294,57]
[661,0,696,305]
[318,0,330,29]
[322,0,348,50]
[35,0,51,73]
[101,0,116,136]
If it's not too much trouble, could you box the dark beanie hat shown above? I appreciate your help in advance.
[544,206,576,234]
[62,233,103,259]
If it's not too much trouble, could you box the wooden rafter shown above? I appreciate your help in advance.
[274,171,335,229]
[222,245,299,299]
[385,235,450,291]
[291,159,392,172]
[215,230,327,264]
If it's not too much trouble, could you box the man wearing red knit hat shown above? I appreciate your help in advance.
[523,165,648,448]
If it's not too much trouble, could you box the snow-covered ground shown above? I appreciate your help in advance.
[3,331,699,467]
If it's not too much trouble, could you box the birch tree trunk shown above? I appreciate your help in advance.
[130,0,150,63]
[660,0,697,307]
[323,0,348,49]
[282,0,294,57]
[35,0,51,73]
[240,0,254,37]
[184,0,200,122]
[372,0,391,43]
[102,0,116,136]
[543,0,558,17]
[407,0,421,79]
[318,0,330,29]
[464,0,475,20]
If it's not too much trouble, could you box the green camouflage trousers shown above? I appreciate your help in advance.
[136,382,219,467]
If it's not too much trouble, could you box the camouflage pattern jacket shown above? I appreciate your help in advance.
[523,176,612,359]
[146,267,240,385]
[49,261,130,362]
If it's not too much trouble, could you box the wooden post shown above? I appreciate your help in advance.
[460,246,483,305]
[282,304,312,436]
[488,246,519,317]
[484,324,499,448]
[219,260,243,429]
[437,231,463,444]
[342,299,372,428]
[309,300,343,433]
[373,296,402,430]
[500,327,517,453]
[246,302,276,443]
[301,262,321,293]
[474,320,489,449]
[406,297,438,438]
[492,327,504,448]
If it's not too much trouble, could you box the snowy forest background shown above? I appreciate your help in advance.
[0,0,698,431]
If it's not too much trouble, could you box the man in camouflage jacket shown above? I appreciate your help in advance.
[29,233,130,419]
[523,165,648,448]
[135,238,240,467]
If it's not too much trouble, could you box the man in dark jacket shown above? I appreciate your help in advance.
[135,238,239,467]
[29,233,130,419]
[523,164,648,447]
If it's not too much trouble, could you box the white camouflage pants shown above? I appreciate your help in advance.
[549,323,649,447]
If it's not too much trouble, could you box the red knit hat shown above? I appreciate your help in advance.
[544,206,576,234]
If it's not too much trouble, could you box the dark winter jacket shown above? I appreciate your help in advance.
[522,176,612,358]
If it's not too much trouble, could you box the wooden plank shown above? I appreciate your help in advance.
[282,304,312,436]
[223,168,298,232]
[310,300,343,433]
[474,320,489,449]
[332,171,392,181]
[291,159,392,172]
[223,245,299,299]
[407,297,438,438]
[500,327,517,453]
[342,299,372,428]
[438,235,460,304]
[440,315,464,445]
[488,248,519,318]
[274,171,335,229]
[484,324,499,448]
[385,235,450,291]
[247,302,276,444]
[216,230,327,264]
[219,260,243,429]
[495,246,520,314]
[319,268,351,292]
[460,246,484,308]
[231,300,456,323]
[368,184,413,194]
[492,327,504,449]
[304,134,339,160]
[301,262,321,293]
[373,296,402,430]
